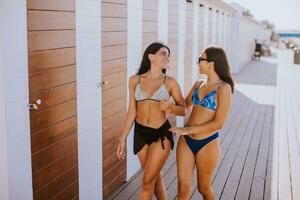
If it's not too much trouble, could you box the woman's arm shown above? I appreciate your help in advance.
[117,75,138,159]
[185,81,201,109]
[163,77,186,116]
[119,76,138,141]
[170,83,232,135]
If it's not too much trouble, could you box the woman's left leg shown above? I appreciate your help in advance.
[195,139,220,200]
[137,145,166,199]
[140,139,171,200]
[153,171,166,200]
[177,136,195,200]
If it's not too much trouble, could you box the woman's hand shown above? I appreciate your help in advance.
[168,127,189,135]
[117,138,126,160]
[160,100,172,113]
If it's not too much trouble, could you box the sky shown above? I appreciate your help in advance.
[224,0,300,31]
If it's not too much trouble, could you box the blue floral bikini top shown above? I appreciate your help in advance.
[191,81,223,111]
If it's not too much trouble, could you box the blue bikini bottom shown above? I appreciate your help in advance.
[184,132,219,155]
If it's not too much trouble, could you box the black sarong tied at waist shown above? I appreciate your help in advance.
[133,120,174,154]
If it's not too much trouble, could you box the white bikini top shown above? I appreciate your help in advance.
[135,75,170,102]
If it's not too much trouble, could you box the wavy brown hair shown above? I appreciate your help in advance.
[205,47,234,93]
[137,42,170,75]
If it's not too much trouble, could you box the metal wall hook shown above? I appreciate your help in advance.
[28,99,42,110]
[98,81,108,88]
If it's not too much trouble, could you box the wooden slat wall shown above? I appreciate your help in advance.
[142,0,159,52]
[101,0,127,199]
[184,2,193,96]
[168,0,179,126]
[207,8,213,46]
[27,1,78,200]
[168,0,179,78]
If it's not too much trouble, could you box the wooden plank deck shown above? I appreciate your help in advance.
[109,49,300,200]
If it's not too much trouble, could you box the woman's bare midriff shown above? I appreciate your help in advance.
[185,105,216,139]
[136,101,167,128]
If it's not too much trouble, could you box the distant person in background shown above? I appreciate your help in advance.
[170,47,234,200]
[254,39,262,59]
[117,42,186,200]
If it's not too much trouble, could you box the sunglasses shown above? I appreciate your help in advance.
[198,57,208,63]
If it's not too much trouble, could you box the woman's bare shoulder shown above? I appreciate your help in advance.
[219,82,232,94]
[129,74,140,86]
[164,76,180,90]
[166,75,181,85]
[130,74,139,80]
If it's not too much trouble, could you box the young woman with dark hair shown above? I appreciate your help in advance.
[117,42,186,200]
[170,47,234,200]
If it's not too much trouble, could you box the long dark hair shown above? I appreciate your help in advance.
[137,42,170,75]
[205,47,234,93]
